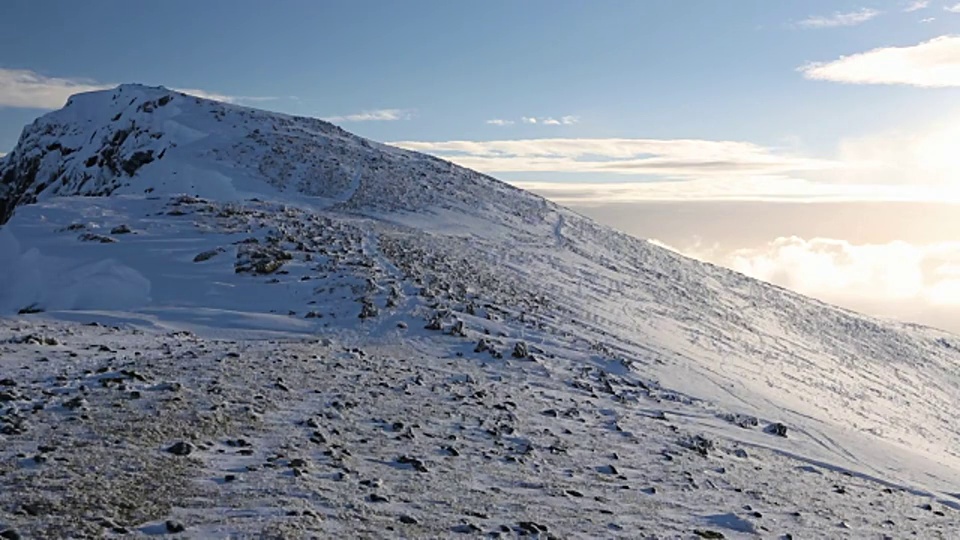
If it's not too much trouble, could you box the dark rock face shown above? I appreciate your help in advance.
[0,153,42,226]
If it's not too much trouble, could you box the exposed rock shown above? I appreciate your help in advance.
[193,248,225,262]
[166,441,196,456]
[765,422,788,437]
[681,435,715,457]
[78,233,117,243]
[396,455,428,473]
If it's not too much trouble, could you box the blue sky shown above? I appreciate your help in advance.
[3,0,960,201]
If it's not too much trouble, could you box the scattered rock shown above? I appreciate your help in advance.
[165,520,186,533]
[396,455,428,473]
[193,248,225,262]
[425,315,443,331]
[512,341,529,359]
[0,529,21,540]
[452,523,482,534]
[399,515,419,525]
[368,494,390,503]
[694,531,725,539]
[765,422,788,437]
[681,434,715,456]
[78,233,117,243]
[166,441,196,456]
[110,224,132,234]
[597,464,619,475]
[359,300,379,319]
[518,521,549,534]
[721,412,759,429]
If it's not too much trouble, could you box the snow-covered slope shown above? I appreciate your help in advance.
[2,85,960,538]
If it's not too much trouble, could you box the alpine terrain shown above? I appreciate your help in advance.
[2,85,960,539]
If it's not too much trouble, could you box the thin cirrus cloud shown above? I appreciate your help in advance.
[321,109,413,123]
[947,3,960,12]
[389,138,837,178]
[0,68,277,109]
[797,8,881,28]
[800,35,960,88]
[904,0,929,12]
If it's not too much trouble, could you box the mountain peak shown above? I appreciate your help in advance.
[0,84,546,228]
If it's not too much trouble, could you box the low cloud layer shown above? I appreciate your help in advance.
[657,235,960,333]
[391,138,836,178]
[800,35,960,88]
[517,178,943,204]
[0,68,272,109]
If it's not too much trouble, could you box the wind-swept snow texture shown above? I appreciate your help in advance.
[2,85,960,538]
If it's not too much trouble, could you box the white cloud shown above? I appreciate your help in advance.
[0,68,266,110]
[798,8,881,28]
[515,115,578,126]
[0,68,111,109]
[947,3,960,13]
[170,88,237,103]
[662,237,960,330]
[486,119,515,126]
[833,118,960,187]
[905,0,929,12]
[322,109,413,123]
[800,35,960,87]
[513,178,946,204]
[922,17,937,22]
[390,137,838,178]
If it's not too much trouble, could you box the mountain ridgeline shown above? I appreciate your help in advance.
[3,84,960,516]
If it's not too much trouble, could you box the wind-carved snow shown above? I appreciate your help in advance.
[2,84,960,538]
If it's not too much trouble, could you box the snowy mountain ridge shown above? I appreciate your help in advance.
[0,84,548,229]
[2,85,960,538]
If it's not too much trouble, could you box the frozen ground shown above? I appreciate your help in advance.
[2,85,960,538]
